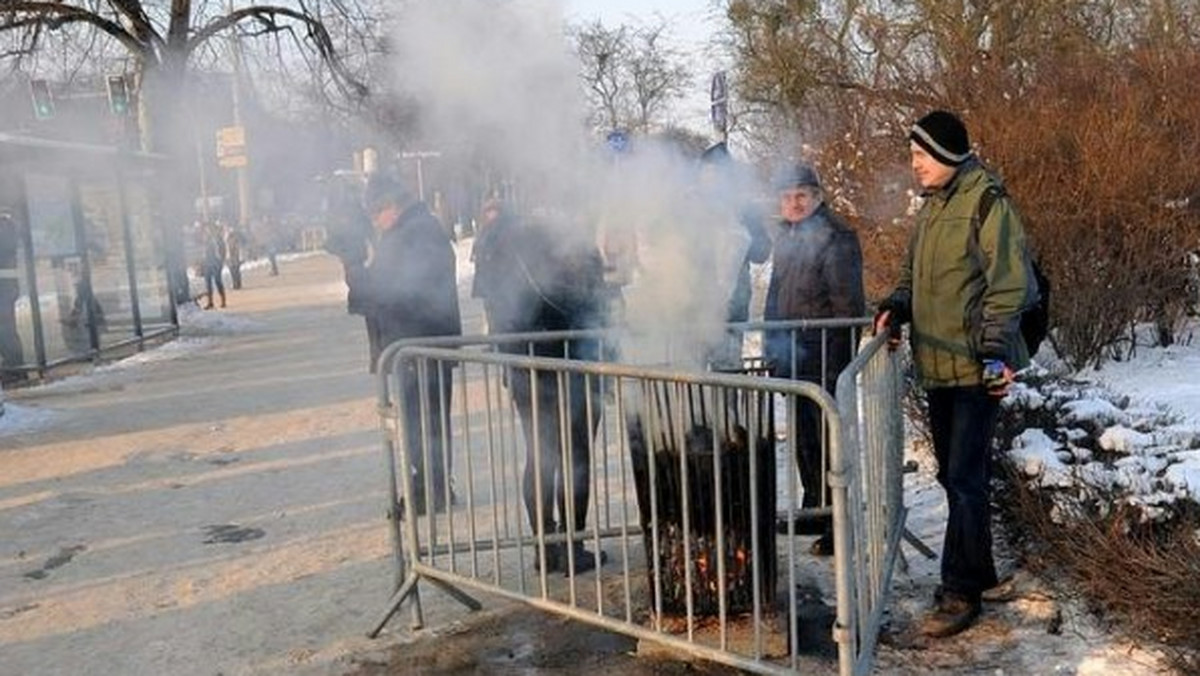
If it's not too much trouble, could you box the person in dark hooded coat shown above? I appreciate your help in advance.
[471,199,608,574]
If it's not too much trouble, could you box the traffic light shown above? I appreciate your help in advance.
[106,74,131,116]
[30,79,54,120]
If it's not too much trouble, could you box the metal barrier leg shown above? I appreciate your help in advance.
[368,573,421,638]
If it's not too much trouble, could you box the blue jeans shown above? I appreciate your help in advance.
[927,386,1001,600]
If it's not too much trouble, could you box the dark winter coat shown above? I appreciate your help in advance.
[348,202,462,367]
[883,158,1036,388]
[764,203,866,385]
[472,211,606,359]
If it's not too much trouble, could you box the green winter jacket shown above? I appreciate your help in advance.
[888,158,1037,389]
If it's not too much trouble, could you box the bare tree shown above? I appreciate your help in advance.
[571,18,691,135]
[626,22,690,134]
[0,0,368,152]
[572,19,629,132]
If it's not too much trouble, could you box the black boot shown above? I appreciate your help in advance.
[561,542,607,576]
[533,542,565,574]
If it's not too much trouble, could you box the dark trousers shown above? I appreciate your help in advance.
[401,362,454,509]
[509,367,601,537]
[227,259,242,289]
[203,264,225,306]
[927,386,1001,600]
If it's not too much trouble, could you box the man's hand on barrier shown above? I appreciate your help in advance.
[872,310,903,351]
[981,359,1014,397]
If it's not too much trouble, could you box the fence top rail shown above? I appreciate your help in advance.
[833,331,892,410]
[386,344,839,416]
[374,316,874,389]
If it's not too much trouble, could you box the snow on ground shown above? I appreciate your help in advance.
[1083,323,1200,425]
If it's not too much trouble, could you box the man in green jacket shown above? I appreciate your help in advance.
[876,110,1038,638]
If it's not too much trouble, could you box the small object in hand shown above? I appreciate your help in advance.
[981,359,1013,397]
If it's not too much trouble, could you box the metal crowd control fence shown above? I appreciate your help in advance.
[367,320,905,676]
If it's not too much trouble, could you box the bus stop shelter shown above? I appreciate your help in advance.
[0,133,178,382]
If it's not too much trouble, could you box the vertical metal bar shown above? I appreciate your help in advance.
[787,391,799,671]
[615,379,633,624]
[530,364,549,600]
[748,385,763,659]
[438,360,457,575]
[13,179,47,371]
[395,355,426,629]
[646,382,664,632]
[586,372,604,615]
[482,362,503,586]
[67,176,100,355]
[506,363,528,596]
[416,359,438,571]
[675,382,696,643]
[831,391,856,676]
[559,368,578,607]
[113,167,143,339]
[457,360,479,578]
[710,385,728,651]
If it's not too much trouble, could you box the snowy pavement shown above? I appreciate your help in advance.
[1,254,407,676]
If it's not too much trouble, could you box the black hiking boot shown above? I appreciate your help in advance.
[810,532,835,557]
[533,543,565,574]
[561,542,607,576]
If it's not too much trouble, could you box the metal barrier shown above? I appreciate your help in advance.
[367,320,905,676]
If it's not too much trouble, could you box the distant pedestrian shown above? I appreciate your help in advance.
[764,161,865,556]
[256,215,280,276]
[471,199,609,574]
[348,172,462,514]
[224,223,245,290]
[875,110,1038,638]
[201,221,227,309]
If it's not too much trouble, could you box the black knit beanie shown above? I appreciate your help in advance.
[909,110,971,166]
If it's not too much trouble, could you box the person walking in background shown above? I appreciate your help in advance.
[875,110,1038,638]
[471,198,609,574]
[201,221,227,309]
[764,162,866,556]
[223,222,245,290]
[256,215,280,276]
[346,172,462,514]
[0,212,24,377]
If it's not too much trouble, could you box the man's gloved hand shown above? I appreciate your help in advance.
[872,307,903,351]
[981,359,1014,397]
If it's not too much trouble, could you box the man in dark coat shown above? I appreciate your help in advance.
[349,172,463,514]
[471,199,608,574]
[764,162,866,555]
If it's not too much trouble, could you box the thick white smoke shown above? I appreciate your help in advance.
[389,0,759,366]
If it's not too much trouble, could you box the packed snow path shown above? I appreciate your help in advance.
[0,255,412,676]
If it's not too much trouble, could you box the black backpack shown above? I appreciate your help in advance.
[972,186,1051,356]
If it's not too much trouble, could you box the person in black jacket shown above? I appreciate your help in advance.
[349,172,463,514]
[764,162,866,555]
[472,199,608,574]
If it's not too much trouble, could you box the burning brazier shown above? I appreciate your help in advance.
[628,381,777,617]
